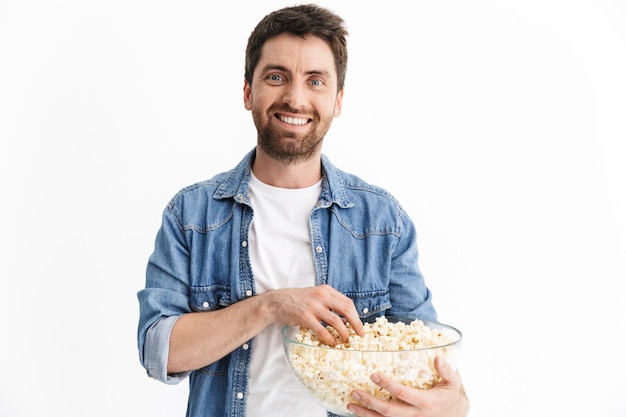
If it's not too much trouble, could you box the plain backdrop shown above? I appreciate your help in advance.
[1,1,625,416]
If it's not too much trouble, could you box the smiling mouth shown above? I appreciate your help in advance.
[277,114,310,126]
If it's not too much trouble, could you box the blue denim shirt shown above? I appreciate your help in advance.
[137,148,437,417]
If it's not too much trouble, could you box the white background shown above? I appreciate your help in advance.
[1,0,625,416]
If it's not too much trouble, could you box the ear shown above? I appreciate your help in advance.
[334,88,344,117]
[243,80,252,110]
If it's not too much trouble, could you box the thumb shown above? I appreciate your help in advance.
[434,355,458,383]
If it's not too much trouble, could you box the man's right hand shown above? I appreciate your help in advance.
[266,284,364,345]
[168,284,363,373]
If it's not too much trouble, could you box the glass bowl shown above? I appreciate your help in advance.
[282,316,462,416]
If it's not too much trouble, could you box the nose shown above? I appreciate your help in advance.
[281,81,307,110]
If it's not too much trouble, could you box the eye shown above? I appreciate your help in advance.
[309,78,324,88]
[266,74,284,84]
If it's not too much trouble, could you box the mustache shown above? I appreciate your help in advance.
[269,103,311,115]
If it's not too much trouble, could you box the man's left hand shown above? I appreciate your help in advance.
[346,356,469,417]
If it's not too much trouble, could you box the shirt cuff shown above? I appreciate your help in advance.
[144,315,191,384]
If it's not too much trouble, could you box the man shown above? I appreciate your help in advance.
[137,4,469,417]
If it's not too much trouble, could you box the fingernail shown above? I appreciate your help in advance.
[351,392,360,400]
[371,373,380,383]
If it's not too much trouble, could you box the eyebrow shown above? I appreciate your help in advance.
[260,64,331,79]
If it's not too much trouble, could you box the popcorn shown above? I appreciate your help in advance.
[284,316,460,414]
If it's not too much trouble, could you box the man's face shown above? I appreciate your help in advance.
[244,33,343,164]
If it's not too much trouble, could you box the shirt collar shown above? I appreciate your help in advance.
[212,147,354,209]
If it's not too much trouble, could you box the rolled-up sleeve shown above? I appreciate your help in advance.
[143,315,190,384]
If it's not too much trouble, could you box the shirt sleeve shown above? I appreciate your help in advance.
[137,202,194,384]
[388,209,438,322]
[143,315,190,384]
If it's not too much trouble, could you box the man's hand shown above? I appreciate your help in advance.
[168,284,363,373]
[268,284,364,345]
[346,356,469,417]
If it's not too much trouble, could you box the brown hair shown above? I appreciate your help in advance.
[244,4,348,92]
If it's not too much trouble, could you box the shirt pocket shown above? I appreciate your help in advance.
[349,289,392,319]
[189,284,231,311]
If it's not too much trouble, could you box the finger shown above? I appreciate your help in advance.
[346,399,384,417]
[323,310,356,342]
[318,310,348,345]
[306,318,339,346]
[297,306,343,346]
[332,294,364,338]
[434,356,459,386]
[342,307,364,337]
[349,387,409,417]
[368,373,421,408]
[315,285,363,341]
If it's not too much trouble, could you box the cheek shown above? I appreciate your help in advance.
[247,90,273,111]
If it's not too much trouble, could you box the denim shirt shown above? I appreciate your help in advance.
[137,148,437,417]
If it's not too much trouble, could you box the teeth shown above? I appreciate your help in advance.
[279,115,308,126]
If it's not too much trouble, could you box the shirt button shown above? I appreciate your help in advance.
[236,194,245,201]
[242,343,249,350]
[236,392,244,399]
[202,301,209,308]
[362,308,369,314]
[245,290,253,297]
[315,245,323,253]
[241,241,248,248]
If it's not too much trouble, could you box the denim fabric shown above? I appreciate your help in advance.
[137,148,437,417]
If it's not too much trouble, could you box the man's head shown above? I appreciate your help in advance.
[243,5,348,165]
[245,4,348,92]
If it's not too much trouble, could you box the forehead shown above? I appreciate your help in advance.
[257,33,336,77]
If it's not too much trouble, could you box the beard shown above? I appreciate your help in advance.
[252,105,334,164]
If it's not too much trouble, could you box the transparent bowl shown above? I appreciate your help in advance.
[282,316,462,417]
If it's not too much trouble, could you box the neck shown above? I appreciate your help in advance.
[251,147,322,189]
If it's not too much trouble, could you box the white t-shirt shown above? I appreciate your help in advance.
[246,172,327,417]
